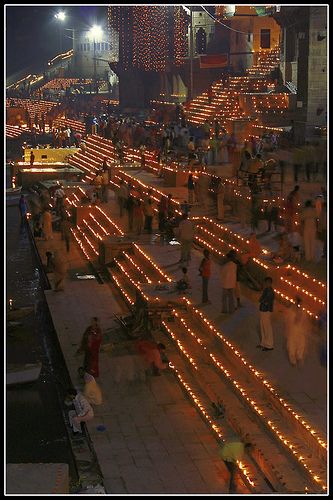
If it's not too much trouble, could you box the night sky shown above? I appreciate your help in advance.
[6,5,107,76]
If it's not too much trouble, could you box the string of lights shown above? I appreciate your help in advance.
[174,6,189,66]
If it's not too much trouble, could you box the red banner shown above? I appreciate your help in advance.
[199,54,228,69]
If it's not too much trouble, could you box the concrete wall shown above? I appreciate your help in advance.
[72,31,117,79]
[252,16,280,52]
[306,6,327,127]
[229,16,254,73]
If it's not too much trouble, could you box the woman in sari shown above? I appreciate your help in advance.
[77,317,103,378]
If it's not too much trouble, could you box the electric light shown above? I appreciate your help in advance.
[55,12,66,21]
[89,25,103,41]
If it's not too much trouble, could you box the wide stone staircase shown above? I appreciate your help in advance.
[184,47,281,128]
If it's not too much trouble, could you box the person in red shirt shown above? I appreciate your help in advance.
[199,248,211,304]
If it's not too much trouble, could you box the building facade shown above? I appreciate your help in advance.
[274,5,327,140]
[228,5,280,73]
[71,28,118,87]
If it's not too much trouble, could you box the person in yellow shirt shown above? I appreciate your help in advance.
[220,436,252,493]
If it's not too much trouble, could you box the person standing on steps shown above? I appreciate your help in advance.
[286,297,308,366]
[54,183,65,216]
[300,199,317,262]
[60,215,72,253]
[178,213,195,264]
[30,150,35,166]
[199,249,211,305]
[216,179,225,221]
[42,208,53,241]
[133,198,144,235]
[257,276,275,351]
[220,251,237,314]
[228,249,243,309]
[101,168,109,203]
[187,172,195,205]
[117,179,128,217]
[144,198,154,234]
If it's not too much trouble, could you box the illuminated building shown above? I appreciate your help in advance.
[108,6,190,108]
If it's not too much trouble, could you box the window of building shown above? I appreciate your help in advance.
[83,43,87,51]
[248,32,252,43]
[87,43,90,51]
[80,44,83,51]
[260,29,271,49]
[96,42,101,51]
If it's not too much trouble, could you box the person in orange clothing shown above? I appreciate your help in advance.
[241,233,262,265]
[136,339,169,376]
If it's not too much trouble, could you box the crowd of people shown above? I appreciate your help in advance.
[16,90,326,364]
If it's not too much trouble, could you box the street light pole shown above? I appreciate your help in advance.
[189,6,194,101]
[55,12,66,72]
[89,26,103,94]
[59,25,62,54]
[93,37,97,93]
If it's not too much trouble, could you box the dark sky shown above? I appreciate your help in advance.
[6,5,107,76]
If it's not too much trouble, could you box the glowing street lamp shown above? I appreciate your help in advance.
[55,11,66,21]
[54,11,66,65]
[89,25,103,40]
